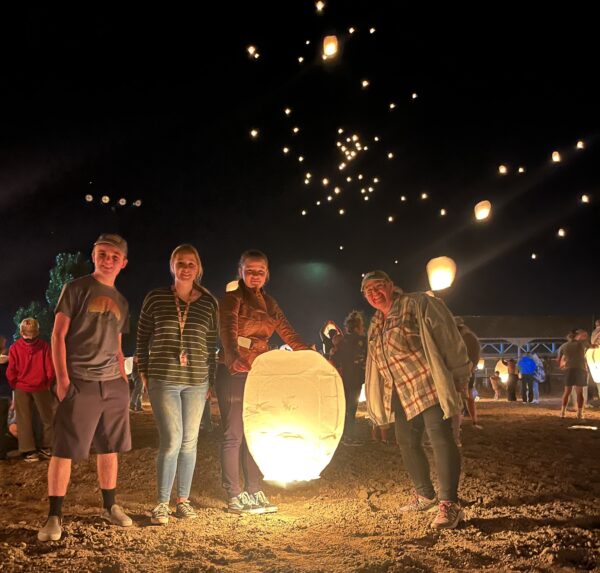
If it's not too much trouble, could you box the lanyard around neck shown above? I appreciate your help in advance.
[173,290,191,351]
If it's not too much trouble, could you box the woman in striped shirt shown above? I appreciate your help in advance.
[136,244,218,525]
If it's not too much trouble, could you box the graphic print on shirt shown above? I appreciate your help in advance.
[87,296,122,322]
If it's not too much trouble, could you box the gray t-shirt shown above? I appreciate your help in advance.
[56,275,129,381]
[557,340,588,371]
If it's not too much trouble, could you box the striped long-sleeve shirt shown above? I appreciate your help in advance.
[136,287,218,385]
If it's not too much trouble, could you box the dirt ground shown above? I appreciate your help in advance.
[1,392,599,573]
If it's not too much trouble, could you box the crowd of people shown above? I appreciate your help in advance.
[0,233,598,542]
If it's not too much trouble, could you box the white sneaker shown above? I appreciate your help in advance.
[151,502,170,525]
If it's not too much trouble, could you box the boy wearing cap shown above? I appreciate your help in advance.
[6,319,55,462]
[361,271,471,529]
[39,234,132,542]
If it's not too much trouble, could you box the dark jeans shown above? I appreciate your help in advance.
[343,383,362,439]
[215,364,261,498]
[392,391,461,502]
[507,374,518,401]
[521,374,534,402]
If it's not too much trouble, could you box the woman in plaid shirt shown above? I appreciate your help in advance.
[362,271,471,529]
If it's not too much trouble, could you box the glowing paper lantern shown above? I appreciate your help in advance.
[557,228,566,238]
[581,194,590,204]
[101,195,110,204]
[315,0,325,12]
[495,360,509,383]
[85,194,93,202]
[477,359,485,371]
[474,200,492,221]
[322,35,338,58]
[585,348,600,383]
[552,151,561,163]
[426,256,457,291]
[244,351,344,482]
[498,165,508,175]
[576,140,585,150]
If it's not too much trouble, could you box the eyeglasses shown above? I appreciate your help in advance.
[363,281,388,298]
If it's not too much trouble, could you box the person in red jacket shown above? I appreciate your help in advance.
[6,318,56,462]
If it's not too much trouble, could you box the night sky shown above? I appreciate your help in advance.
[1,5,598,349]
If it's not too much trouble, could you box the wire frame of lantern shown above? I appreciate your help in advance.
[426,256,457,291]
[474,200,492,221]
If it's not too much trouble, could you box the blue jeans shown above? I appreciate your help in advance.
[148,381,208,503]
[130,376,144,410]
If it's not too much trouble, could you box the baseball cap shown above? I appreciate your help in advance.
[94,233,128,256]
[360,270,391,292]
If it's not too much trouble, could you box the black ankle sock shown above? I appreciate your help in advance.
[49,496,64,518]
[101,488,116,511]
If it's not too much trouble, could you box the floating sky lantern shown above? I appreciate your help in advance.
[364,196,369,201]
[339,245,344,250]
[477,359,485,371]
[339,208,345,215]
[400,195,406,202]
[348,27,356,34]
[85,194,93,202]
[576,140,585,150]
[387,152,394,159]
[552,151,561,163]
[389,103,396,110]
[346,176,352,182]
[581,194,590,203]
[322,35,338,58]
[334,187,341,194]
[426,256,457,291]
[518,166,526,174]
[315,200,321,206]
[327,195,332,201]
[339,163,346,170]
[133,199,142,207]
[118,198,126,206]
[495,360,509,383]
[322,178,329,186]
[361,79,370,89]
[292,126,300,134]
[421,192,428,200]
[586,348,600,383]
[440,208,447,216]
[498,164,508,175]
[284,108,292,116]
[283,147,290,154]
[298,156,304,162]
[474,200,492,221]
[315,1,325,12]
[387,215,394,223]
[250,128,259,138]
[101,195,110,204]
[301,210,307,216]
[298,57,304,63]
[531,253,537,260]
[394,259,399,264]
[247,45,257,57]
[412,93,418,99]
[557,228,566,238]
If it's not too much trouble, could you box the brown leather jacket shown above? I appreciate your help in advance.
[219,280,310,374]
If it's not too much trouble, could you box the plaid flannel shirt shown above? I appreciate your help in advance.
[368,294,439,420]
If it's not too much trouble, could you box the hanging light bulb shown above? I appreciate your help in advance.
[426,256,457,291]
[474,200,492,221]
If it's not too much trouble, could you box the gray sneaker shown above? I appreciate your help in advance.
[430,501,464,529]
[227,491,264,515]
[38,515,62,542]
[175,500,198,519]
[151,502,170,525]
[251,491,278,514]
[102,504,133,527]
[399,493,438,513]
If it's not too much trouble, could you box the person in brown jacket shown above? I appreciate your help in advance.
[454,317,482,428]
[216,249,311,514]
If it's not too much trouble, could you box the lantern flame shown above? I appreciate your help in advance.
[323,35,338,58]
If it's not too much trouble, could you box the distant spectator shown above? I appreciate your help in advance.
[455,317,482,428]
[502,358,518,401]
[517,354,537,403]
[331,310,367,446]
[557,329,589,419]
[6,319,55,462]
[531,354,545,404]
[489,371,502,400]
[591,319,600,347]
[319,321,341,359]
